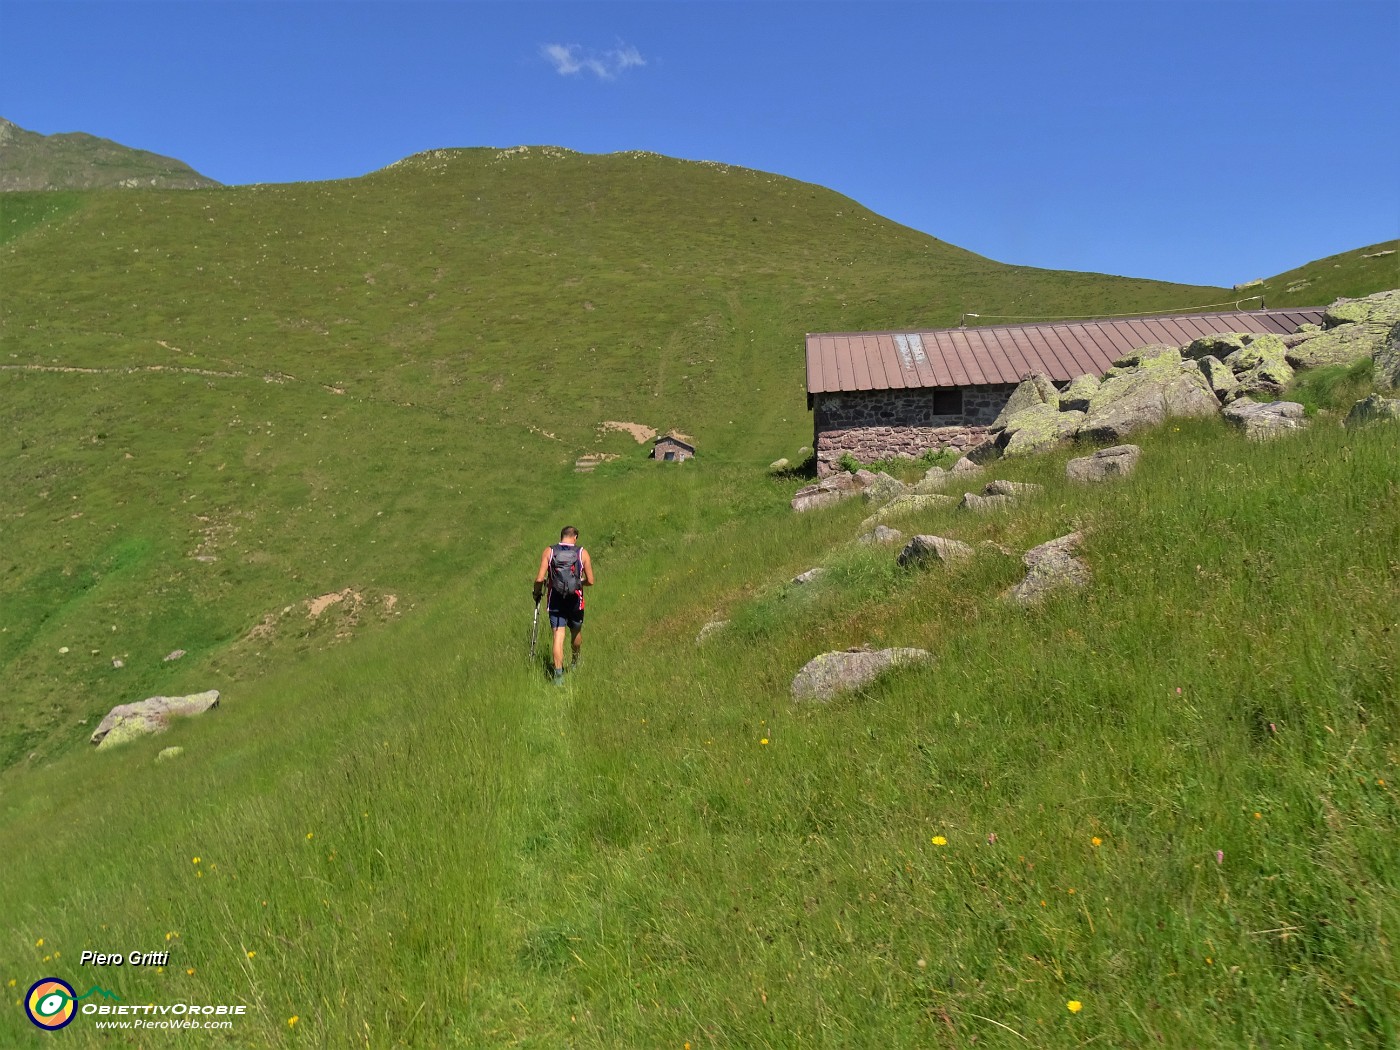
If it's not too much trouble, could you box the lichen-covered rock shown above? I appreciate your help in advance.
[91,690,220,750]
[792,469,881,512]
[792,567,826,586]
[1001,404,1086,457]
[791,646,933,702]
[1185,333,1248,361]
[1059,374,1100,412]
[1078,354,1219,443]
[950,456,984,476]
[1196,355,1240,401]
[857,525,904,545]
[1005,532,1090,606]
[769,458,790,472]
[959,492,1015,513]
[1343,394,1400,427]
[1066,444,1141,483]
[1222,399,1308,439]
[1288,319,1399,370]
[1223,334,1289,374]
[991,373,1058,428]
[859,493,958,529]
[1322,289,1400,328]
[1113,344,1181,369]
[897,534,974,567]
[861,472,908,504]
[983,480,1044,498]
[909,465,953,494]
[1231,339,1295,398]
[156,746,185,762]
[1375,325,1400,390]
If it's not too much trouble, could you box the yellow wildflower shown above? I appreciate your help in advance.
[931,836,947,846]
[288,1016,299,1028]
[1067,1000,1083,1013]
[1091,836,1102,847]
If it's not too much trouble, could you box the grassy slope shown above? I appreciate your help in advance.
[0,119,220,191]
[1,149,1396,1047]
[1245,239,1400,308]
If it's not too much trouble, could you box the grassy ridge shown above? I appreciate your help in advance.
[1244,239,1399,308]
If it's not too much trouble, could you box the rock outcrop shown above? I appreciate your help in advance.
[1285,290,1400,382]
[791,646,933,702]
[857,525,904,545]
[1078,348,1219,443]
[1343,394,1400,427]
[91,690,220,750]
[991,373,1059,428]
[792,469,880,512]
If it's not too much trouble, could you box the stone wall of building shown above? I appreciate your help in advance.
[812,384,1016,474]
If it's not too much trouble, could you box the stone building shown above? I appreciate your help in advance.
[805,307,1323,475]
[651,433,695,462]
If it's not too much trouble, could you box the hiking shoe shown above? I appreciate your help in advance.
[552,668,565,685]
[570,654,582,670]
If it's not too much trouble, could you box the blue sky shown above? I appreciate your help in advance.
[2,0,1397,287]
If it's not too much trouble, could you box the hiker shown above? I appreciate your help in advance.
[533,526,594,683]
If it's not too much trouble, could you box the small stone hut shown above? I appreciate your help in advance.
[805,307,1323,475]
[651,433,695,462]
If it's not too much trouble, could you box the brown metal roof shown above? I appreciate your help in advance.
[805,307,1325,394]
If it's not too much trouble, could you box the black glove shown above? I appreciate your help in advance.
[533,583,544,602]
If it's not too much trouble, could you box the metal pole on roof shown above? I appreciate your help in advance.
[959,313,980,328]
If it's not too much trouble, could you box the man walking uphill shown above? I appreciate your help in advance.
[533,526,595,684]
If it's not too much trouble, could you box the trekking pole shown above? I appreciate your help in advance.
[528,594,542,663]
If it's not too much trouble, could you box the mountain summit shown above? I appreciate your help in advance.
[0,117,220,191]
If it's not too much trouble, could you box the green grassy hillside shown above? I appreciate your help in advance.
[1,148,1396,1047]
[0,146,1233,770]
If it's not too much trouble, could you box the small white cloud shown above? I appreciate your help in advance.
[541,41,646,81]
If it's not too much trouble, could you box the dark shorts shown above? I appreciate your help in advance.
[548,590,585,630]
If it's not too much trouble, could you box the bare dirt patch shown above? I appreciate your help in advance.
[599,421,656,443]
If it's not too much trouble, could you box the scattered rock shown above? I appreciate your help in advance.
[696,619,729,644]
[1226,335,1294,398]
[983,480,1043,498]
[156,746,185,762]
[859,493,959,529]
[792,567,826,586]
[959,492,1015,513]
[1185,333,1249,361]
[1078,351,1219,443]
[1221,399,1308,439]
[163,649,186,662]
[908,465,952,494]
[1066,444,1141,483]
[769,458,790,471]
[857,525,904,545]
[861,472,908,503]
[950,456,984,477]
[1373,323,1400,390]
[991,373,1058,428]
[897,535,974,567]
[58,646,69,654]
[1290,290,1400,373]
[112,658,124,669]
[1321,289,1400,328]
[1058,373,1100,412]
[791,469,880,512]
[1343,393,1400,427]
[791,646,933,702]
[1005,532,1090,606]
[91,690,220,750]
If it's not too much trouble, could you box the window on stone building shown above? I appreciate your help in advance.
[932,389,963,414]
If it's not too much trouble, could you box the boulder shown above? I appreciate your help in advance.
[156,746,185,762]
[1223,334,1289,374]
[1066,444,1141,483]
[1221,399,1308,439]
[1196,355,1240,401]
[959,492,1015,513]
[769,458,790,472]
[91,690,220,750]
[792,469,880,512]
[1000,403,1086,458]
[1288,319,1400,370]
[792,567,826,586]
[857,525,904,545]
[897,534,974,567]
[1322,289,1400,329]
[983,480,1044,498]
[861,472,908,504]
[1185,333,1248,361]
[1343,393,1400,427]
[1112,344,1182,370]
[791,646,933,702]
[1223,334,1293,397]
[696,619,729,644]
[991,373,1058,428]
[1376,324,1400,390]
[1005,533,1090,606]
[1078,353,1219,443]
[1058,374,1100,412]
[859,493,958,529]
[950,456,984,477]
[909,465,952,494]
